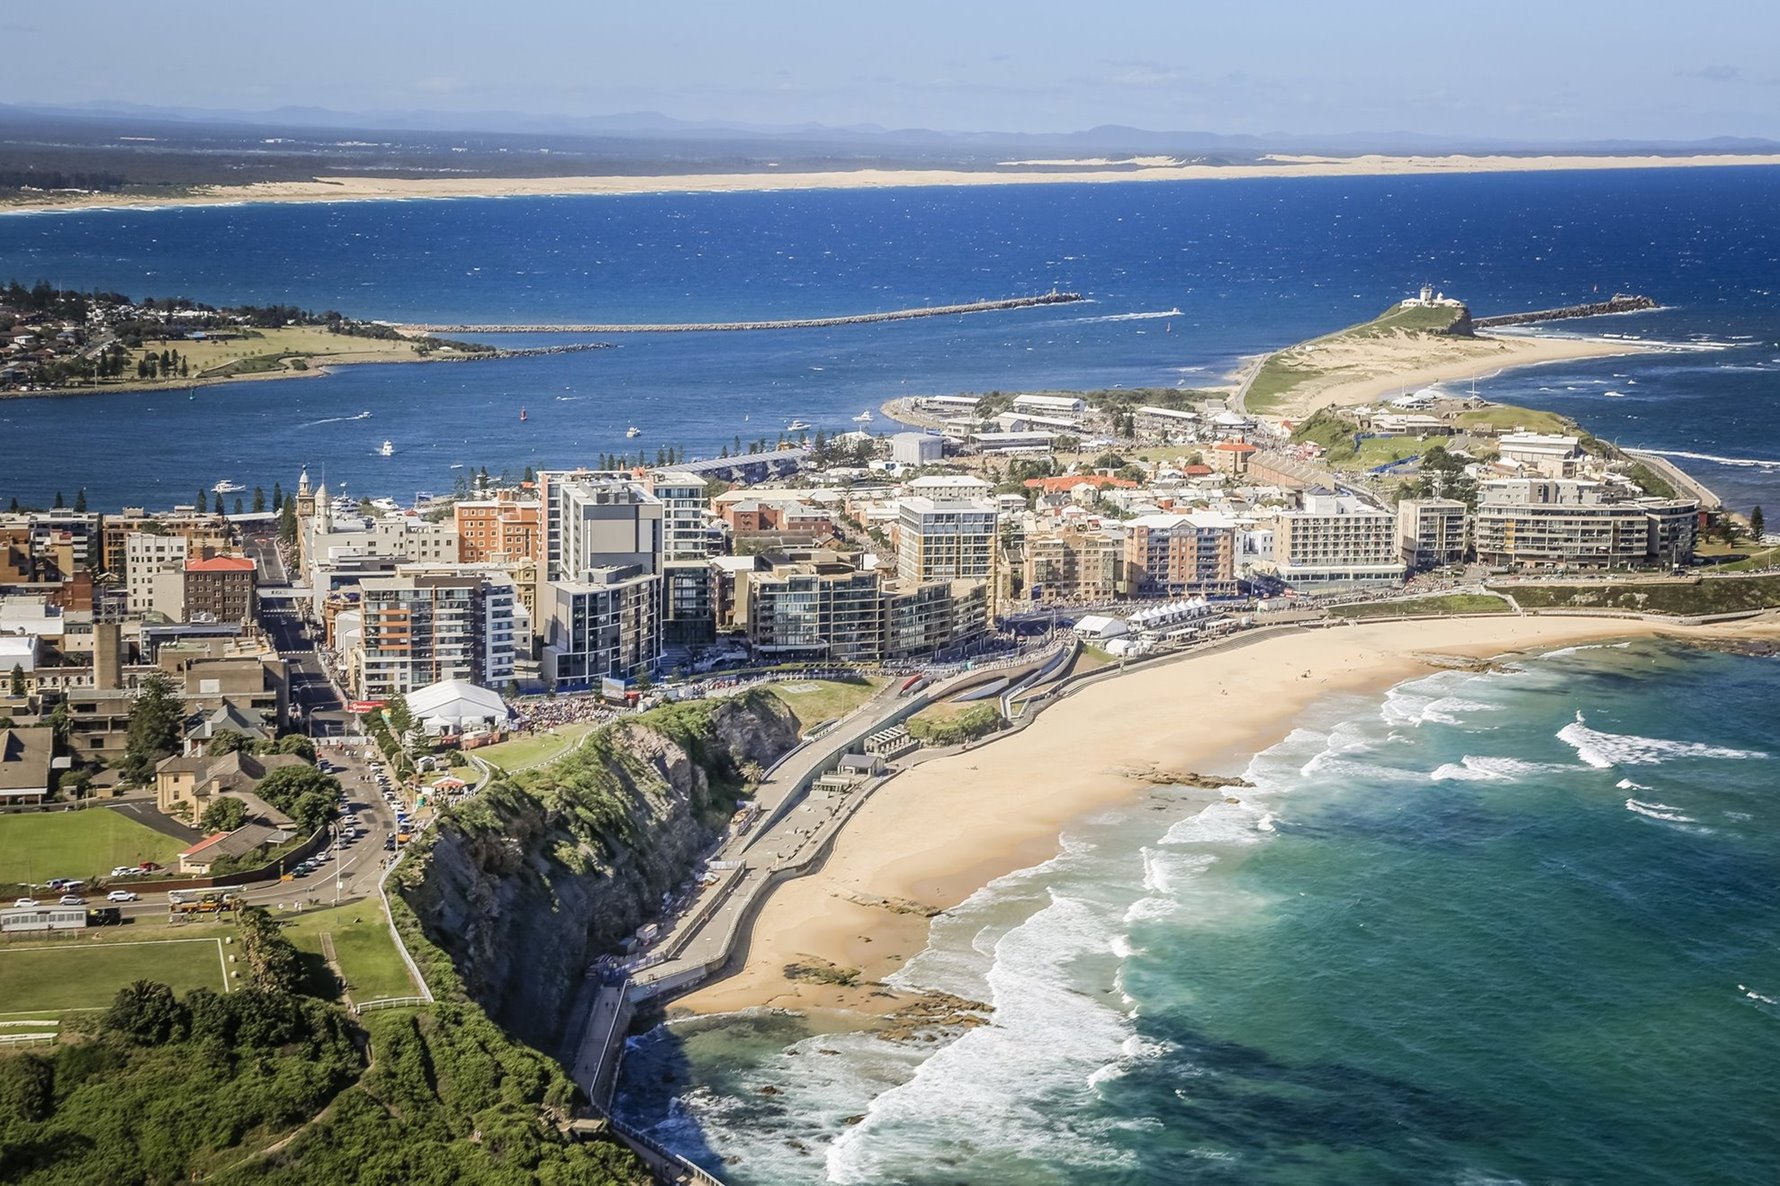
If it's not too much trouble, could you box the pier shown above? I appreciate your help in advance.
[1474,293,1656,328]
[401,290,1083,335]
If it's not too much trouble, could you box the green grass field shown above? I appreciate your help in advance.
[278,901,419,1004]
[0,810,186,889]
[766,677,888,729]
[1448,404,1576,435]
[474,721,600,771]
[1330,594,1513,619]
[0,938,228,1014]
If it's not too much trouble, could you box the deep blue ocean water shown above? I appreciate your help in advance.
[0,166,1777,511]
[616,641,1780,1185]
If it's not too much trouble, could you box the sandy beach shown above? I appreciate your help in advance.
[677,614,1776,1017]
[1250,329,1657,419]
[5,152,1779,215]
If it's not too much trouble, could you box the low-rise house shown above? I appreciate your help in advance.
[177,823,282,875]
[0,727,53,804]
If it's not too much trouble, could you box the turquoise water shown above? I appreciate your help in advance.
[616,640,1780,1184]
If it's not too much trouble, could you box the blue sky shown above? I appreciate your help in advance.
[4,0,1776,140]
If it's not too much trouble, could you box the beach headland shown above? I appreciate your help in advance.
[675,613,1779,1019]
[5,152,1780,215]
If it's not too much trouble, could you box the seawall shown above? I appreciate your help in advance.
[1474,293,1656,328]
[402,290,1083,335]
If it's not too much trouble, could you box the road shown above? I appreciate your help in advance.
[245,528,355,739]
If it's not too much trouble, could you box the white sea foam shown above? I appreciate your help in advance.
[1634,448,1780,471]
[1624,798,1695,823]
[1557,711,1767,768]
[1739,983,1779,1007]
[1431,755,1570,782]
[827,889,1139,1183]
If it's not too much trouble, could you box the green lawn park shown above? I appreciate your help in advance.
[0,937,229,1014]
[0,809,186,889]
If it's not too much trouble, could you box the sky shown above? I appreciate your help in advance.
[3,0,1778,141]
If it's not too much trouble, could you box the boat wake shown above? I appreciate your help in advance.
[301,410,373,428]
[1077,308,1183,323]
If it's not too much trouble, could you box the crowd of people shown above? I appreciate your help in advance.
[510,695,623,733]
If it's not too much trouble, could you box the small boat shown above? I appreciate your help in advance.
[519,407,528,422]
[380,440,394,457]
[787,419,812,432]
[626,426,642,438]
[211,480,244,494]
[852,411,873,423]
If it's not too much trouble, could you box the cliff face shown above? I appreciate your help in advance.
[395,691,798,1051]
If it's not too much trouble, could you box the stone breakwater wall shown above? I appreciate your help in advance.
[1474,294,1657,328]
[404,291,1084,335]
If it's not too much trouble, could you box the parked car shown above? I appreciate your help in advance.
[57,895,85,906]
[13,898,39,908]
[106,890,138,902]
[110,866,139,878]
[137,862,162,872]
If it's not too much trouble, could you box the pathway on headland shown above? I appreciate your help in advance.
[400,291,1082,335]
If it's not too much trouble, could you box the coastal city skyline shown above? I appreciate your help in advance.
[2,12,1778,1186]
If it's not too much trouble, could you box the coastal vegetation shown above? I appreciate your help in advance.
[393,692,798,1049]
[1498,573,1780,615]
[1245,300,1470,413]
[1329,594,1512,619]
[907,701,1005,746]
[0,905,653,1185]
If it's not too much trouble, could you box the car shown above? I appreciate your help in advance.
[138,862,162,872]
[13,898,39,908]
[383,836,397,851]
[110,865,139,878]
[58,895,86,906]
[106,890,138,902]
[291,868,309,878]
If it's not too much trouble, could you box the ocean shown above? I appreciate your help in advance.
[615,640,1780,1184]
[1,166,1778,512]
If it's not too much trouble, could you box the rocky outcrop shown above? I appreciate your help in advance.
[395,691,799,1051]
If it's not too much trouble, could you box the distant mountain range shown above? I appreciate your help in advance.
[7,100,1779,158]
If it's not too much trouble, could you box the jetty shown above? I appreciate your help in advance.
[401,290,1083,335]
[1474,293,1656,328]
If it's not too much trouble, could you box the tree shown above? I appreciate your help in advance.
[206,729,251,755]
[73,488,87,513]
[103,980,189,1046]
[278,495,298,545]
[1752,505,1766,541]
[384,695,414,738]
[197,488,208,514]
[120,672,182,784]
[272,481,283,510]
[234,497,244,515]
[52,491,64,509]
[8,663,22,696]
[275,733,316,762]
[253,765,341,832]
[200,796,248,833]
[252,486,266,513]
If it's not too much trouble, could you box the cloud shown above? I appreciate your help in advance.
[1679,64,1741,83]
[1100,58,1190,89]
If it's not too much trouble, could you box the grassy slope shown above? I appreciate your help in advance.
[1247,302,1466,413]
[1329,594,1512,619]
[474,721,600,771]
[278,901,420,1004]
[765,677,887,728]
[1500,574,1780,615]
[0,809,186,888]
